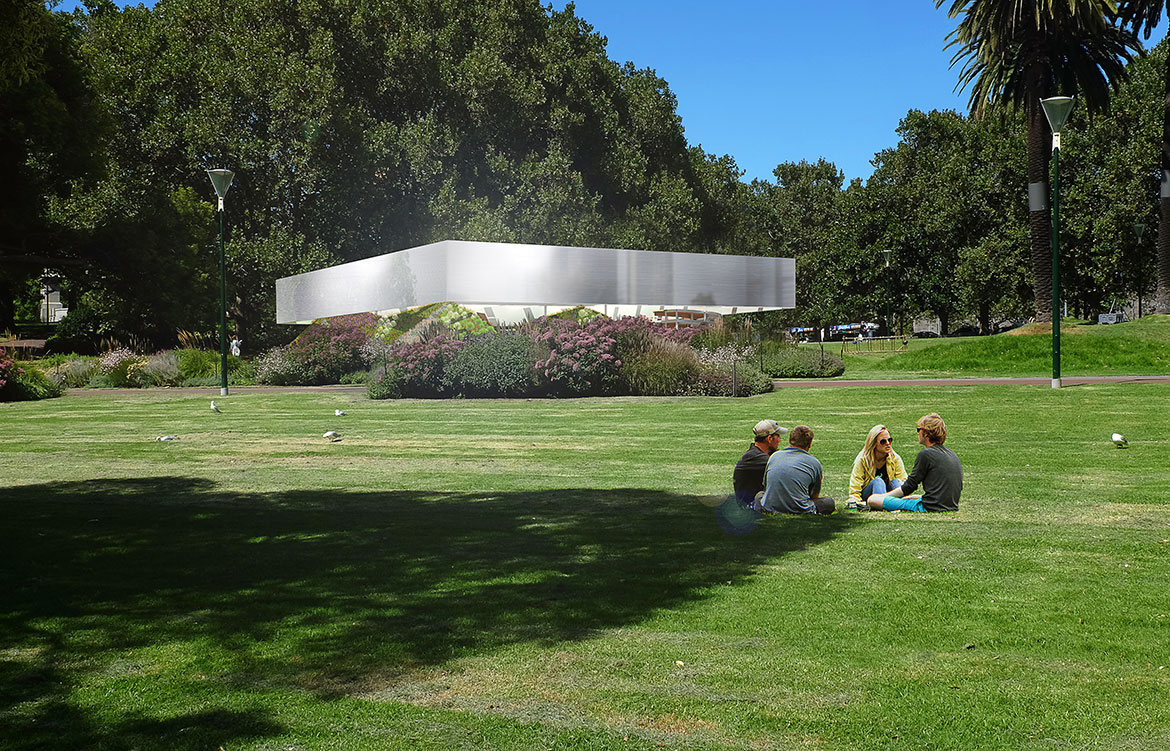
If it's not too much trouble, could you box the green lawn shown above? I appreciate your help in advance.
[2,385,1170,750]
[834,314,1170,379]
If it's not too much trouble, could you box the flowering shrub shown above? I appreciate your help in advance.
[98,347,137,374]
[590,316,703,361]
[96,347,147,387]
[287,316,372,384]
[0,348,20,391]
[695,343,757,368]
[0,351,61,401]
[312,312,381,337]
[255,346,311,386]
[443,332,538,397]
[388,333,465,397]
[530,318,621,396]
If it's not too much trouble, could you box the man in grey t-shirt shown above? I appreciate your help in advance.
[759,425,836,515]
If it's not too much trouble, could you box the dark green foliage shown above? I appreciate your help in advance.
[442,333,539,397]
[0,360,62,401]
[367,363,404,400]
[0,0,104,332]
[761,346,846,379]
[175,348,221,379]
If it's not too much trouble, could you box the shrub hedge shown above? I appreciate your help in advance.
[760,344,845,378]
[443,332,538,397]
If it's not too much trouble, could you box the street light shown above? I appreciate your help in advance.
[882,249,892,337]
[1041,96,1074,389]
[207,168,235,396]
[1134,221,1147,319]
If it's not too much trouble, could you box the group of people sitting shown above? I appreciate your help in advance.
[732,413,962,515]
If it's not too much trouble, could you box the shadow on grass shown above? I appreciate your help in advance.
[1,477,854,748]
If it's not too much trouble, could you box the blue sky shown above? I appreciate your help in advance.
[54,0,1167,184]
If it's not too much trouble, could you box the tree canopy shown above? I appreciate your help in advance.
[6,0,1170,347]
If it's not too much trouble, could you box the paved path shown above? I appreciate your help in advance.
[772,375,1170,388]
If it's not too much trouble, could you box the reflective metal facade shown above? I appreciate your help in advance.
[275,240,795,324]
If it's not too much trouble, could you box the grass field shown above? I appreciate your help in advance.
[836,314,1170,379]
[3,382,1170,750]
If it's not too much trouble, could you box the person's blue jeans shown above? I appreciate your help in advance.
[862,476,903,500]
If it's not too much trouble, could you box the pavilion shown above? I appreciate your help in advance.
[275,240,795,326]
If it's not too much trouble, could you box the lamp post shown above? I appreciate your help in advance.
[882,249,892,337]
[1041,96,1074,389]
[1134,221,1147,319]
[207,169,235,396]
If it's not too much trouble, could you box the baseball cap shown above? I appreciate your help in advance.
[753,419,788,438]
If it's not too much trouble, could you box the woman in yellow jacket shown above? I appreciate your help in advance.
[847,424,908,510]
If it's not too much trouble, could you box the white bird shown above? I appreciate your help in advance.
[210,400,222,413]
[335,409,347,416]
[1112,432,1128,448]
[323,430,341,442]
[156,435,178,442]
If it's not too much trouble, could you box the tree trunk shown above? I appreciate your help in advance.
[1156,51,1170,313]
[1027,89,1054,323]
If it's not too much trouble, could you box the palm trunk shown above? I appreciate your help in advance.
[1027,98,1054,323]
[1156,50,1170,313]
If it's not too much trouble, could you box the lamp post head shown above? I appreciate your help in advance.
[882,249,891,268]
[1041,97,1075,151]
[1134,222,1147,239]
[207,169,235,210]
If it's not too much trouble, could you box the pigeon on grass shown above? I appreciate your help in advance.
[1111,433,1128,448]
[323,430,342,442]
[335,409,347,416]
[210,401,222,413]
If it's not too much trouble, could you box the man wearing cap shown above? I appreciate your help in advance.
[759,425,836,515]
[732,420,787,507]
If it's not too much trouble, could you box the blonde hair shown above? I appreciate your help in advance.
[861,424,889,472]
[917,413,946,444]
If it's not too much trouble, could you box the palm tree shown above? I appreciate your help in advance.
[1117,0,1170,313]
[938,0,1140,321]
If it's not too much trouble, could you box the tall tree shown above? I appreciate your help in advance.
[0,0,103,330]
[1117,1,1170,312]
[864,109,1031,335]
[938,0,1140,321]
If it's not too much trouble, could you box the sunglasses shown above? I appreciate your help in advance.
[878,438,892,445]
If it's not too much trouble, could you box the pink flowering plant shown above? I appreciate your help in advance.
[530,317,622,396]
[388,333,466,397]
[287,314,376,384]
[0,348,22,391]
